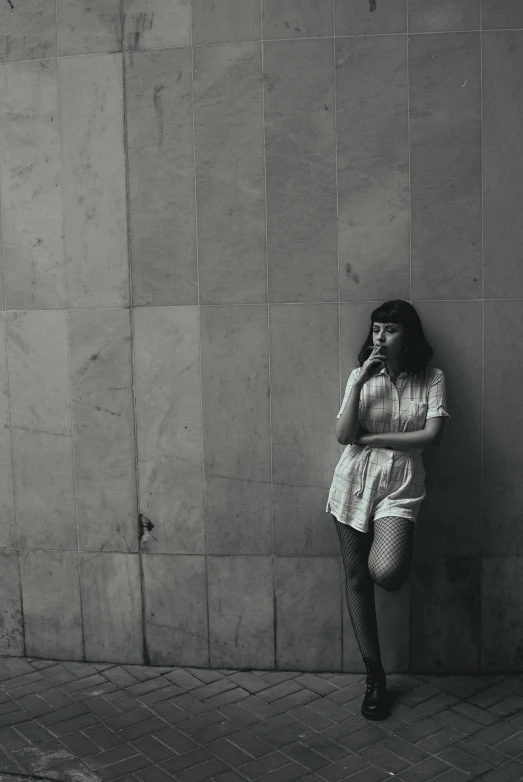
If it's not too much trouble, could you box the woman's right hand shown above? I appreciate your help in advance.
[357,344,387,384]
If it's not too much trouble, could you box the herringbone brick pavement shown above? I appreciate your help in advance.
[0,658,522,782]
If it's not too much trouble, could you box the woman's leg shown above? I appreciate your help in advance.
[368,516,415,591]
[333,517,382,663]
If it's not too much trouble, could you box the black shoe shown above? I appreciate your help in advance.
[361,656,387,720]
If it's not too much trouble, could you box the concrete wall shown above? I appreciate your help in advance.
[0,0,522,673]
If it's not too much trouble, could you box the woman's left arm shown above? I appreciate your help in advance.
[356,418,445,450]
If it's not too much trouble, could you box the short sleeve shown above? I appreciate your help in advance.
[426,369,451,420]
[337,367,362,419]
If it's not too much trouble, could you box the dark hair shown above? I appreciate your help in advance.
[356,300,434,375]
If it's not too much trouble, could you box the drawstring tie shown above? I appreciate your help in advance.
[355,445,373,498]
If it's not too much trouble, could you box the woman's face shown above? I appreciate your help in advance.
[371,321,406,361]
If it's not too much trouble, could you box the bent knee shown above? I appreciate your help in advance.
[369,562,411,591]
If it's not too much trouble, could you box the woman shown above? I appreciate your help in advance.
[326,300,451,721]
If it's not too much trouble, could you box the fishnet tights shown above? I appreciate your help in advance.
[334,515,415,663]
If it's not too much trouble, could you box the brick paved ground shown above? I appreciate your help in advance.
[0,659,523,782]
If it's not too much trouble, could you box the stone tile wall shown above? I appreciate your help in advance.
[0,0,521,673]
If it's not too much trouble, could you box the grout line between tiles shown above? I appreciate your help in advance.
[119,0,150,666]
[55,0,85,662]
[260,0,277,672]
[406,0,413,675]
[332,0,344,674]
[0,24,25,656]
[479,0,485,674]
[3,27,523,66]
[190,5,211,670]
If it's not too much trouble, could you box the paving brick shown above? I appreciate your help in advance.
[396,717,445,744]
[0,709,30,728]
[450,700,500,726]
[256,682,304,704]
[488,695,523,718]
[300,733,351,763]
[240,696,281,720]
[228,673,272,694]
[218,703,261,728]
[15,719,54,744]
[416,692,461,716]
[293,676,339,697]
[432,709,485,735]
[262,721,314,749]
[138,684,184,705]
[105,708,151,732]
[189,680,245,704]
[164,670,204,690]
[437,745,492,776]
[42,665,80,685]
[225,730,273,758]
[0,726,29,750]
[192,720,241,745]
[452,737,508,767]
[466,685,512,709]
[396,755,452,781]
[358,743,410,774]
[186,668,226,685]
[177,711,225,736]
[61,674,108,694]
[257,673,301,686]
[62,662,99,679]
[257,762,308,782]
[377,736,429,764]
[154,725,199,754]
[136,766,174,782]
[176,757,229,782]
[85,743,139,769]
[103,667,140,688]
[272,689,320,712]
[119,717,168,742]
[314,753,369,781]
[206,688,250,709]
[281,741,329,772]
[306,698,352,724]
[340,769,388,782]
[207,737,253,767]
[287,705,334,731]
[98,753,151,781]
[104,691,143,713]
[51,713,101,736]
[170,693,212,717]
[493,730,523,757]
[122,666,162,683]
[126,678,176,699]
[159,747,212,775]
[246,714,296,739]
[480,760,523,782]
[16,694,53,719]
[238,750,289,778]
[212,772,247,782]
[59,731,101,758]
[149,700,188,725]
[341,724,391,752]
[430,678,475,700]
[83,723,125,750]
[40,687,74,710]
[83,696,122,720]
[133,735,175,763]
[422,770,469,782]
[415,727,466,754]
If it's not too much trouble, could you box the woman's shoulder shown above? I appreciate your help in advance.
[425,365,446,378]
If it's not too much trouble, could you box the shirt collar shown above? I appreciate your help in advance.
[377,365,408,378]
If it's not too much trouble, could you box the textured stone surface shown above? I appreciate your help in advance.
[0,656,522,782]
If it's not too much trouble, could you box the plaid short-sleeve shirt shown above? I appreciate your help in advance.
[326,365,451,533]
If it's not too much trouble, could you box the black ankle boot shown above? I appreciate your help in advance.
[361,657,387,720]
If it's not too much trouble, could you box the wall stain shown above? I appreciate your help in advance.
[345,262,360,284]
[153,84,167,150]
[369,0,377,11]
